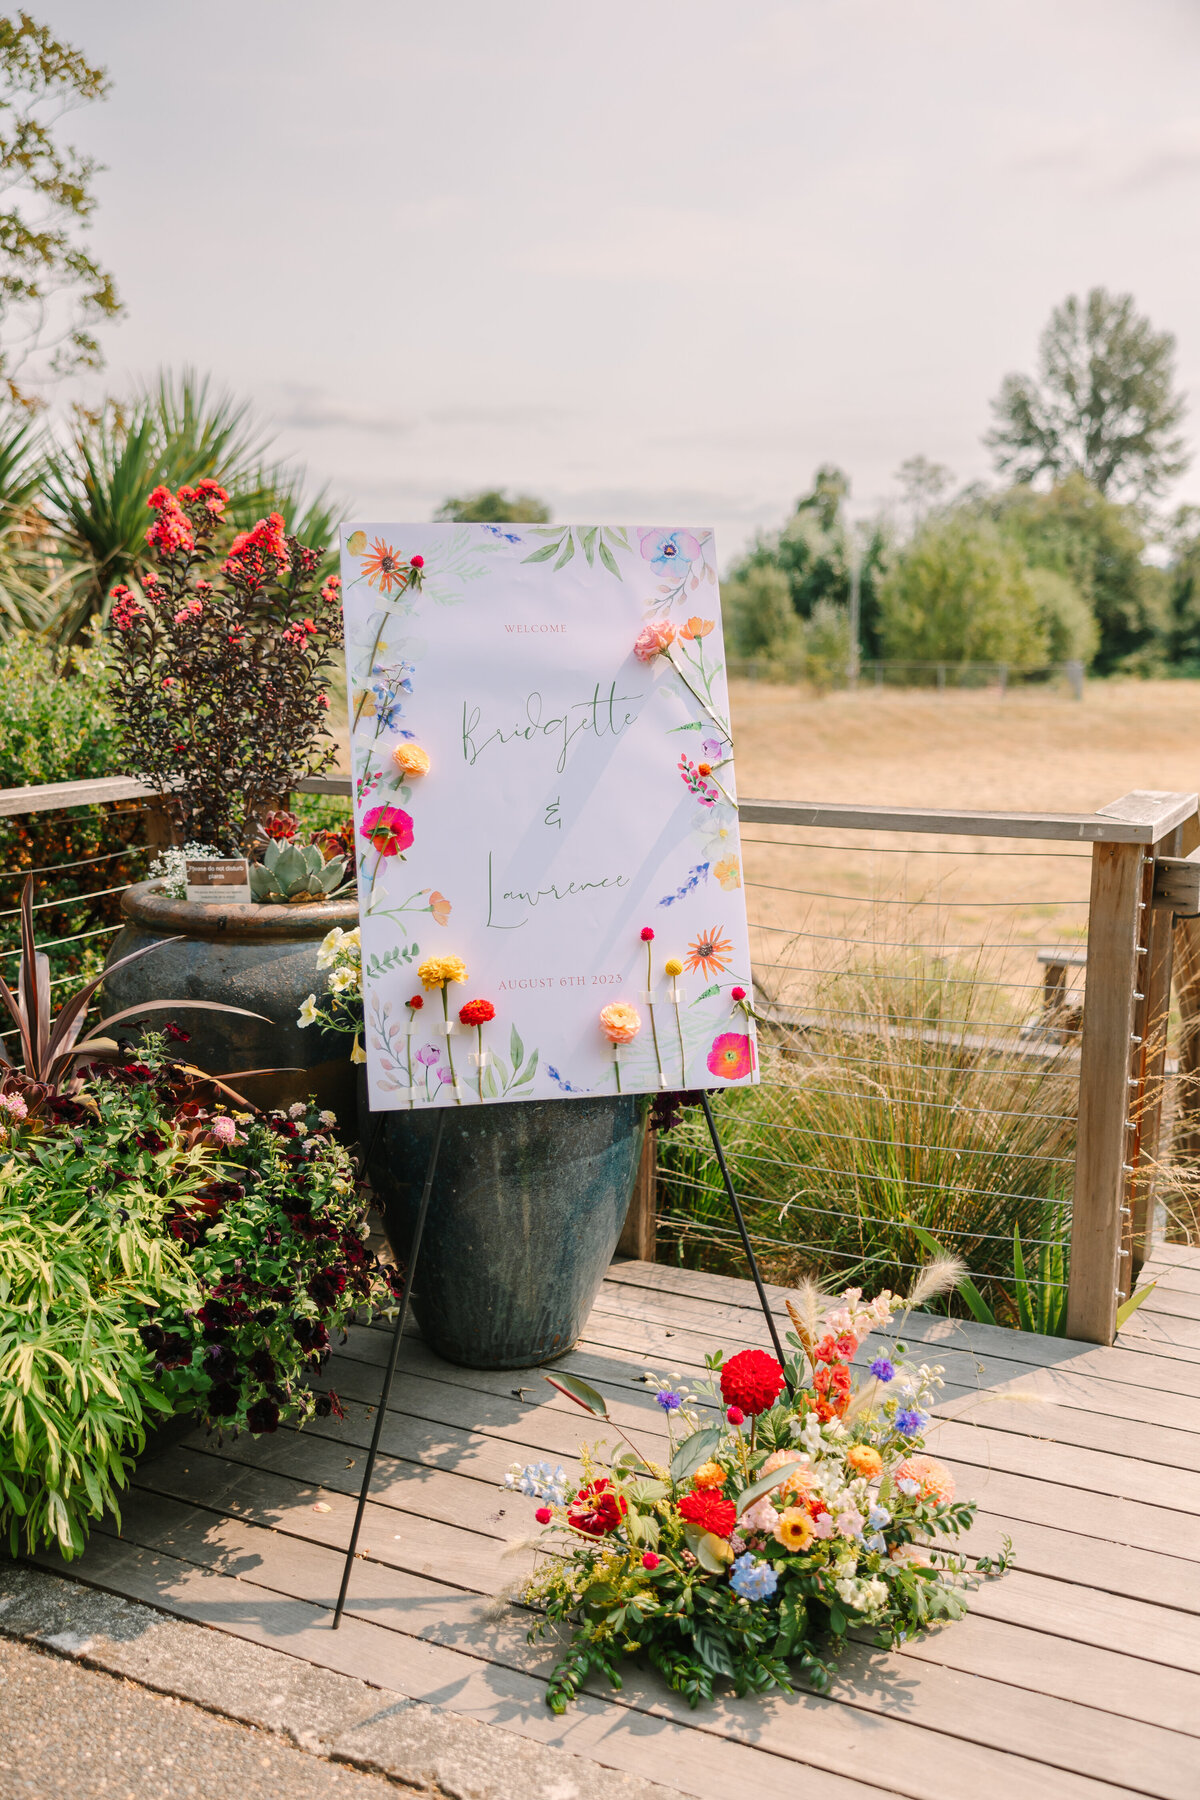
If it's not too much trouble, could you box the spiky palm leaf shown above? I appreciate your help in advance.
[40,371,344,638]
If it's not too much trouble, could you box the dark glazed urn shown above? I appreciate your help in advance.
[103,880,359,1125]
[370,1095,645,1369]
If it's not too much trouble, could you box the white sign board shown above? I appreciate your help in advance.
[185,856,252,905]
[340,523,758,1109]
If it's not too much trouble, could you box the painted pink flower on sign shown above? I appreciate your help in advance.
[638,528,702,574]
[706,1031,755,1081]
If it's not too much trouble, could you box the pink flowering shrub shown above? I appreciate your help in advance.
[109,482,344,852]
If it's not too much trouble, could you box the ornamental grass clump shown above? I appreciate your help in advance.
[109,481,344,853]
[507,1265,1008,1712]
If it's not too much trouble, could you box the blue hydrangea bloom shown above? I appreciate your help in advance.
[730,1553,778,1601]
[656,1390,683,1412]
[867,1504,891,1531]
[869,1357,896,1382]
[895,1408,926,1437]
[864,1532,887,1555]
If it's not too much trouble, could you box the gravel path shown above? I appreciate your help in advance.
[0,1636,399,1800]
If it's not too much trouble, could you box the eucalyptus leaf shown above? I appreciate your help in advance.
[670,1423,722,1484]
[735,1458,805,1516]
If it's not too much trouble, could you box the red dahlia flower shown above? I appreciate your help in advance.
[677,1489,737,1537]
[719,1347,785,1417]
[567,1477,626,1537]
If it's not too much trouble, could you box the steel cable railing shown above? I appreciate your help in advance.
[657,812,1097,1325]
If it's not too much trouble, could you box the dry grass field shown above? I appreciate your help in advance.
[729,677,1200,814]
[723,679,1200,1017]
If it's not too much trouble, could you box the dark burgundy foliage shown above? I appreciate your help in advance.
[109,486,343,853]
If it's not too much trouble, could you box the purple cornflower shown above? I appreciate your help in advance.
[895,1407,926,1437]
[656,1390,683,1412]
[869,1357,896,1383]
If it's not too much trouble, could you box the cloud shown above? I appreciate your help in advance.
[267,386,410,436]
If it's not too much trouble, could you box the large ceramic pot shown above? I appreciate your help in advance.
[367,1093,645,1369]
[103,881,359,1124]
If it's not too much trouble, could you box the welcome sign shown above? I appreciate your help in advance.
[340,522,757,1109]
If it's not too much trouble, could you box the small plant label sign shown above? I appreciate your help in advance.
[340,522,757,1109]
[184,857,252,905]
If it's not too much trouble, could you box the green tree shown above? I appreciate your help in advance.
[0,13,121,408]
[722,562,801,668]
[987,474,1163,673]
[878,516,1049,666]
[1167,507,1200,674]
[986,289,1188,503]
[434,487,550,523]
[729,465,888,656]
[895,454,955,531]
[1025,568,1098,666]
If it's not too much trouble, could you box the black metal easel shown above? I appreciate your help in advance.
[332,1110,446,1628]
[698,1090,793,1394]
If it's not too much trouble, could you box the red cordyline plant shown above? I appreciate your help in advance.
[109,481,344,853]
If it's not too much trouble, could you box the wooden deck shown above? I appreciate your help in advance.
[36,1244,1200,1800]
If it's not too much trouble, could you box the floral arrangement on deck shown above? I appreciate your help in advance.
[504,1265,1009,1712]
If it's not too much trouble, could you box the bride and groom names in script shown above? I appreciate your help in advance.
[462,682,644,931]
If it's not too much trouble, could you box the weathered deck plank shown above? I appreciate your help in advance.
[31,1248,1200,1800]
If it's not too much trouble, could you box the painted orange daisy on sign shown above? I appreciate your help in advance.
[361,537,409,597]
[684,926,734,978]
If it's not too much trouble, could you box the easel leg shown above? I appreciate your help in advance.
[699,1091,793,1392]
[332,1109,447,1629]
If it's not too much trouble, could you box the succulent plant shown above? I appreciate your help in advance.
[250,840,348,903]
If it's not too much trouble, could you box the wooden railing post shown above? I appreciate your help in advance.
[1067,837,1148,1343]
[1065,792,1199,1342]
[1172,814,1200,1175]
[1126,818,1195,1284]
[618,1126,657,1260]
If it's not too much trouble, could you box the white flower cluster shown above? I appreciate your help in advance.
[147,842,222,899]
[834,1574,889,1619]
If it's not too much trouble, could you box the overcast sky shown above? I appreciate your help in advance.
[39,0,1200,560]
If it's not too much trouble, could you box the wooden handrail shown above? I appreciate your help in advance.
[739,791,1199,845]
[2,774,1195,848]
